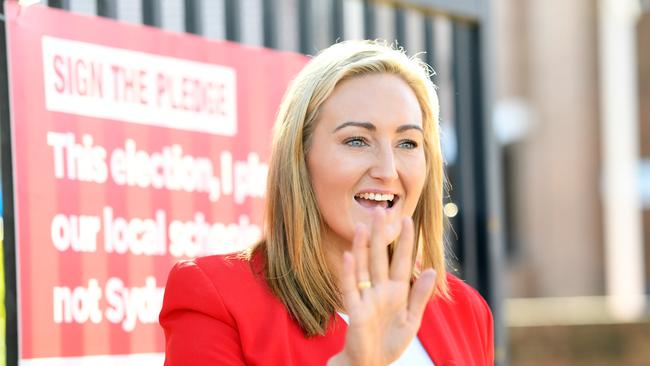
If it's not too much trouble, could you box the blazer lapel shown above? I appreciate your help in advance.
[417,300,455,366]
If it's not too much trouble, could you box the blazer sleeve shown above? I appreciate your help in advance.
[477,292,495,365]
[159,260,247,366]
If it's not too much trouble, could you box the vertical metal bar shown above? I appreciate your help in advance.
[363,0,375,39]
[394,5,406,47]
[478,1,507,364]
[263,0,278,48]
[452,21,469,279]
[424,15,436,72]
[184,0,202,35]
[142,0,162,27]
[48,0,70,9]
[275,0,300,52]
[465,21,492,321]
[225,0,241,42]
[239,0,264,46]
[298,0,313,54]
[0,2,18,365]
[97,0,118,19]
[332,0,344,42]
[452,20,481,288]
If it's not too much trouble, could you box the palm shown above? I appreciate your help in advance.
[346,282,413,364]
[333,209,437,366]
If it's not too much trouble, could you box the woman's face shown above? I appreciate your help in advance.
[307,73,427,249]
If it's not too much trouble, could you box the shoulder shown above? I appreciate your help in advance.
[424,272,493,341]
[160,252,283,319]
[436,273,493,333]
[420,272,494,364]
[444,272,492,318]
[164,254,253,288]
[192,253,259,282]
[440,273,494,358]
[162,255,254,313]
[162,253,265,307]
[159,254,269,365]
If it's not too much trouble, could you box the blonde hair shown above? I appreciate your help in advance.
[253,40,447,336]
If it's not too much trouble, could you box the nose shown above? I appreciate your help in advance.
[369,143,398,181]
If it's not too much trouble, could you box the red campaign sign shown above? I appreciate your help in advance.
[4,1,308,364]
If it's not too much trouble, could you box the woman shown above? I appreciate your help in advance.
[160,40,493,366]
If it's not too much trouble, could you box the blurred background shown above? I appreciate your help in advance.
[2,0,649,365]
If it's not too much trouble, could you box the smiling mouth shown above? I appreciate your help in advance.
[354,192,398,209]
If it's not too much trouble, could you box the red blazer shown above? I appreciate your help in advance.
[159,254,494,366]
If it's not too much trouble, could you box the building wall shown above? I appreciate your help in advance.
[495,0,604,297]
[496,3,650,363]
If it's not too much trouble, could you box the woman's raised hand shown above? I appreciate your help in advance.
[328,208,437,366]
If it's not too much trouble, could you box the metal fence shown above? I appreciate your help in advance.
[3,0,506,364]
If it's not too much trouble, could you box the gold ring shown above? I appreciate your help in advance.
[357,280,372,290]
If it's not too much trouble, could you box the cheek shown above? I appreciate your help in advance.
[308,153,351,211]
[403,155,427,209]
[307,151,364,234]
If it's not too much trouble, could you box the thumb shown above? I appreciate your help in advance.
[406,269,436,324]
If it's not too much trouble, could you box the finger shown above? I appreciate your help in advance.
[341,251,361,309]
[389,216,415,282]
[406,269,437,324]
[369,208,389,282]
[353,224,371,288]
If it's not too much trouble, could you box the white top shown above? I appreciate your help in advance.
[337,313,435,366]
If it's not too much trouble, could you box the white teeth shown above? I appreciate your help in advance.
[355,193,396,201]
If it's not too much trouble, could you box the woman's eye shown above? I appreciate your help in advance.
[398,140,418,149]
[344,137,368,147]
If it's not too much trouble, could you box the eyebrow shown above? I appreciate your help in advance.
[333,121,423,134]
[396,124,424,134]
[333,121,375,132]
